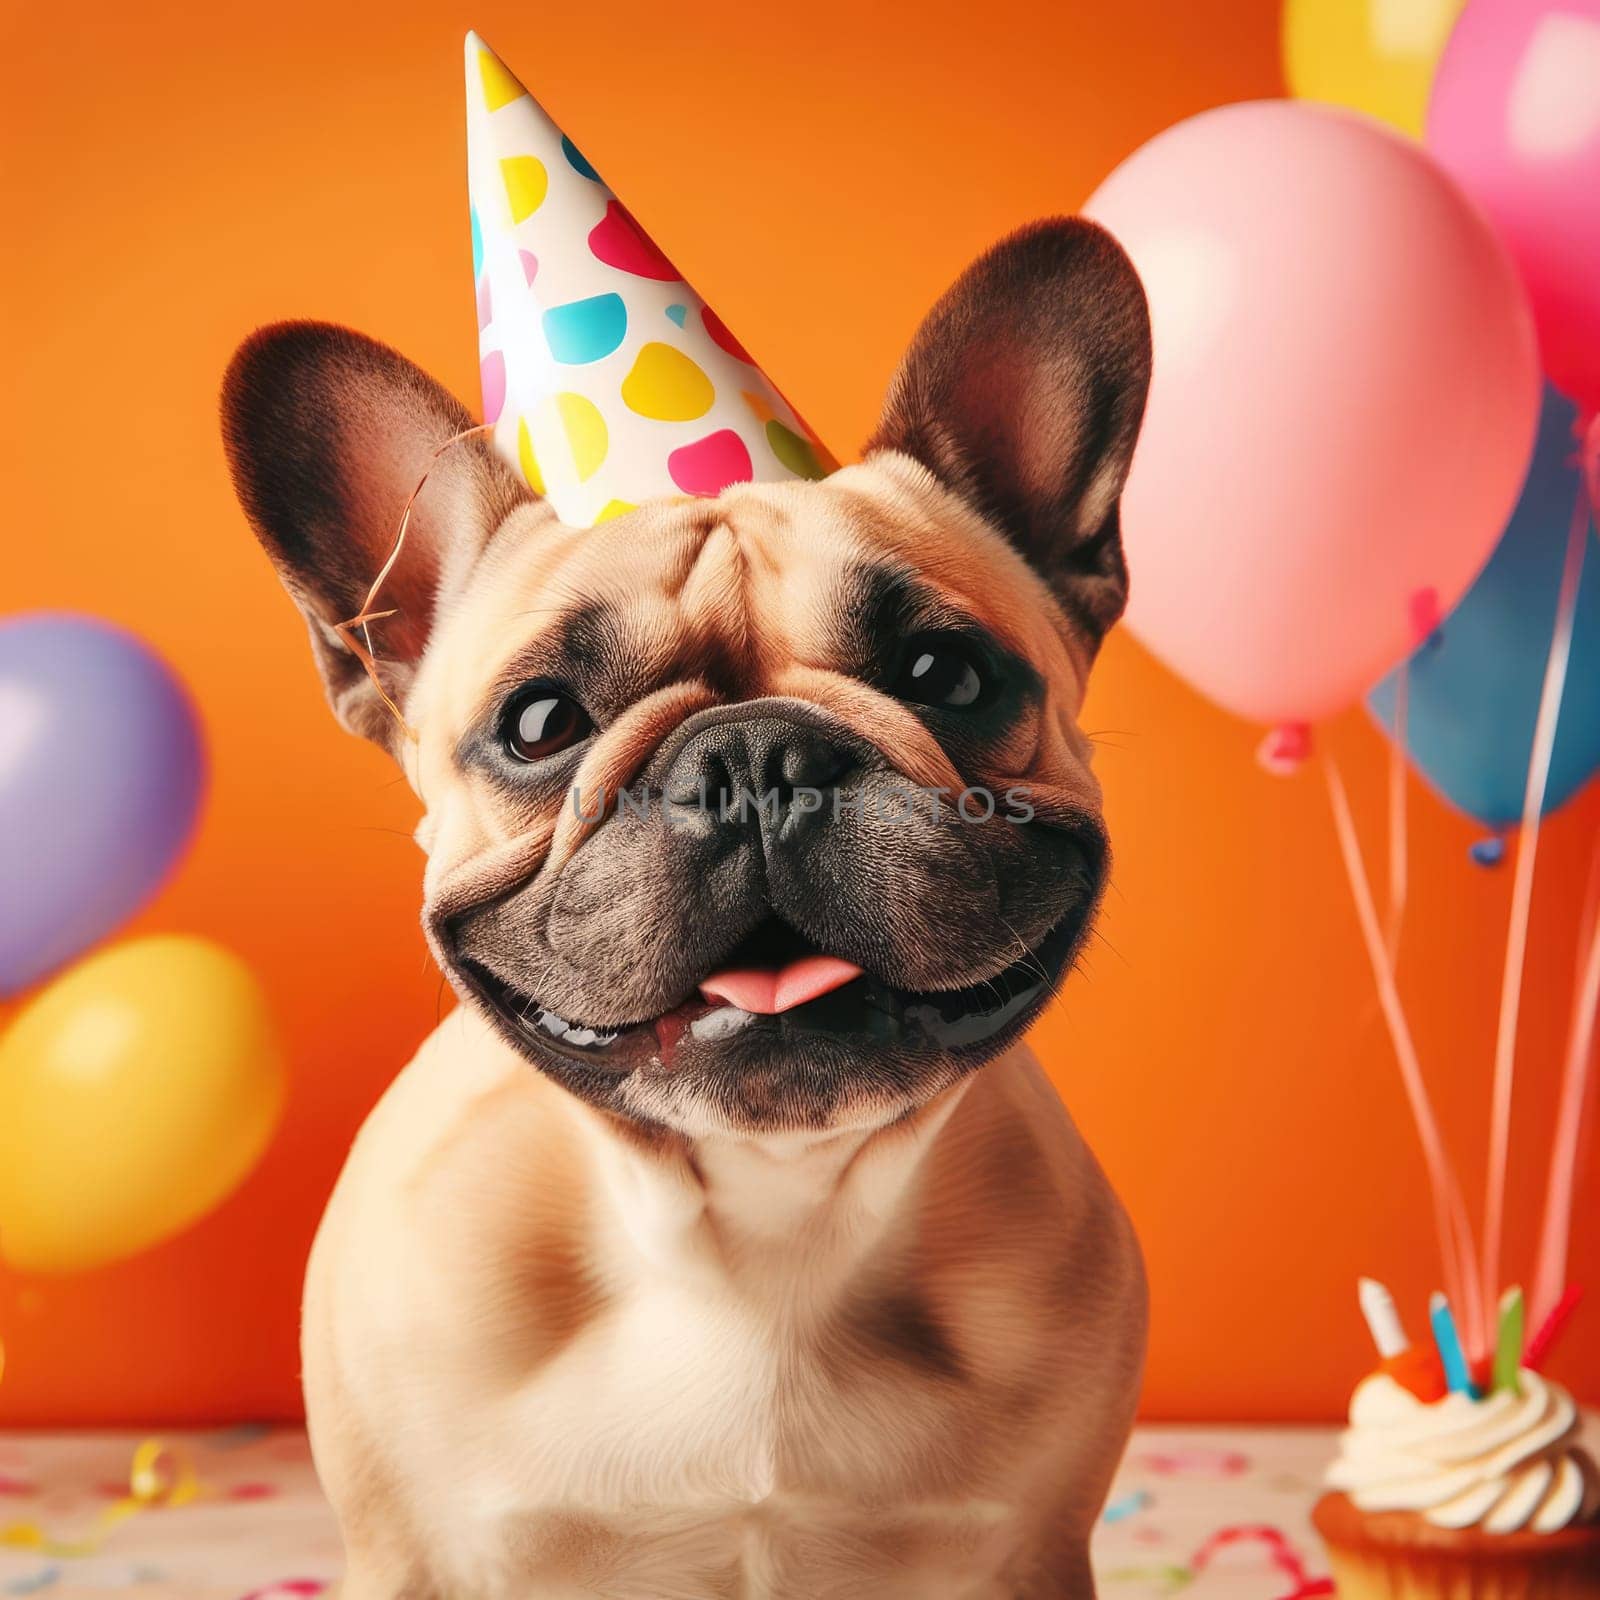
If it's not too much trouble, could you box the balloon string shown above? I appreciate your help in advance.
[1385,661,1409,965]
[1529,836,1600,1331]
[1481,457,1591,1350]
[1527,420,1600,1333]
[332,423,495,743]
[1325,753,1482,1342]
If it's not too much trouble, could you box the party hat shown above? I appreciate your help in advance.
[465,32,833,527]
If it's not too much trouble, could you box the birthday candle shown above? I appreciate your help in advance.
[1492,1286,1525,1394]
[1430,1291,1479,1398]
[1358,1278,1448,1401]
[1526,1284,1583,1371]
[1358,1277,1409,1358]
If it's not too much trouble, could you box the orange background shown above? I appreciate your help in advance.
[2,0,1596,1425]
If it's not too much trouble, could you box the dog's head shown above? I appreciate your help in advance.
[222,219,1149,1136]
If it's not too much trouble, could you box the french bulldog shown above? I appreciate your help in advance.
[222,216,1151,1600]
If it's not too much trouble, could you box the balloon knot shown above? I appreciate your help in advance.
[1408,586,1443,649]
[1256,722,1312,777]
[1575,411,1599,510]
[1470,834,1506,868]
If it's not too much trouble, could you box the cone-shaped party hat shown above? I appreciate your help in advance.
[466,33,833,527]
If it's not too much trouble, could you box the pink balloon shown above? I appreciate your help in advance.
[1084,101,1538,726]
[1428,0,1600,413]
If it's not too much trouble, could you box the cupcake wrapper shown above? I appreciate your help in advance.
[1315,1493,1600,1600]
[1324,1539,1600,1600]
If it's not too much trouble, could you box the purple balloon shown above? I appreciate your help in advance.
[0,613,205,995]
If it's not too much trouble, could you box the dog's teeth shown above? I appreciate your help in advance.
[690,1006,755,1042]
[513,1002,623,1050]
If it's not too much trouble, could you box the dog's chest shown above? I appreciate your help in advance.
[318,1052,1057,1597]
[425,1254,1020,1599]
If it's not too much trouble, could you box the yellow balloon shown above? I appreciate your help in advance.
[1283,0,1465,138]
[0,935,284,1275]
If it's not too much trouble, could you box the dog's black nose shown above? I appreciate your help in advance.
[664,717,853,845]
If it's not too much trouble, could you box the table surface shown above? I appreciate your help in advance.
[0,1424,1338,1599]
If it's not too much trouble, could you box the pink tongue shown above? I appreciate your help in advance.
[699,954,865,1015]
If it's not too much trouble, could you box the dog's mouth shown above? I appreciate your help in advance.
[456,912,1082,1077]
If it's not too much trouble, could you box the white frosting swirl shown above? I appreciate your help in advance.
[1325,1370,1600,1532]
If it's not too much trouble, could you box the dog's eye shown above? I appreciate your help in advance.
[499,683,593,762]
[891,633,989,710]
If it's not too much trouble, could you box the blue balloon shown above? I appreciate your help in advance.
[0,613,205,995]
[1369,387,1600,827]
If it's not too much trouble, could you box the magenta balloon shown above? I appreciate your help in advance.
[1428,0,1600,413]
[1084,100,1538,727]
[0,614,205,995]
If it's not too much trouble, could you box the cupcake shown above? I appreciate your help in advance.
[1315,1363,1600,1597]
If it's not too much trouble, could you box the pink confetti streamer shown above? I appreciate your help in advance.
[1138,1447,1249,1478]
[1191,1524,1331,1600]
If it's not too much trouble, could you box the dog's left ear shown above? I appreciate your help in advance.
[222,322,532,750]
[866,218,1151,649]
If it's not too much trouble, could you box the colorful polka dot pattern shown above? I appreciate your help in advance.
[478,47,526,112]
[621,343,714,422]
[480,350,506,424]
[588,201,679,282]
[669,429,753,495]
[500,156,548,224]
[542,293,627,364]
[465,31,836,527]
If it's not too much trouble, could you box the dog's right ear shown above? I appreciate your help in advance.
[866,219,1150,655]
[221,321,532,751]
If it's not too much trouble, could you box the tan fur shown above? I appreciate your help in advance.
[225,217,1154,1599]
[308,1022,1143,1600]
[297,458,1145,1599]
[410,459,1105,954]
